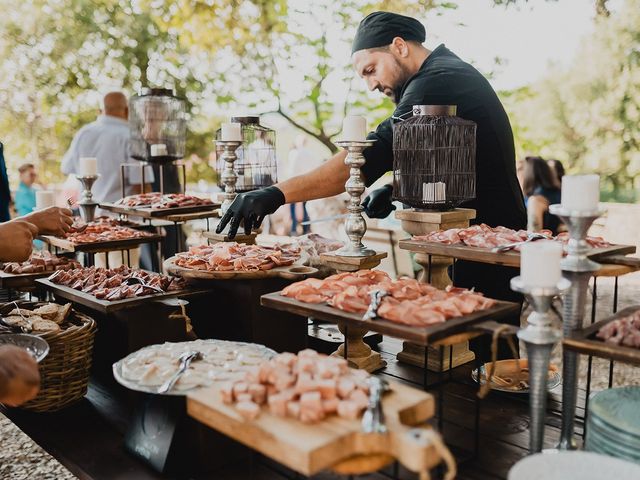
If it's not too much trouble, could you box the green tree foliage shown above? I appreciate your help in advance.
[503,0,640,201]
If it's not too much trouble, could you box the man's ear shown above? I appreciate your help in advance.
[390,37,409,57]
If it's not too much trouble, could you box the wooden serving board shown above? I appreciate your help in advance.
[164,255,319,282]
[261,292,519,346]
[398,239,636,268]
[563,305,640,366]
[35,278,208,314]
[187,380,443,476]
[39,233,163,253]
[0,270,52,289]
[100,202,219,219]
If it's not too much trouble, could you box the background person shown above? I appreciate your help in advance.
[14,163,38,217]
[522,156,562,234]
[0,345,40,407]
[61,91,153,204]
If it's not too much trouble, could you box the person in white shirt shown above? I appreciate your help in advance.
[286,135,323,235]
[61,92,153,203]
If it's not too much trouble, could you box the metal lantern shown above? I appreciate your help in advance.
[215,116,277,192]
[129,88,187,163]
[392,105,476,210]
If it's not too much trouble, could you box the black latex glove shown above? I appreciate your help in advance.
[216,186,286,238]
[361,184,396,219]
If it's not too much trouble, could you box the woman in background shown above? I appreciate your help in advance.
[522,156,562,234]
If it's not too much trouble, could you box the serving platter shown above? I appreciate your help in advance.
[100,201,219,219]
[163,252,318,282]
[563,305,640,366]
[187,379,443,476]
[261,292,519,347]
[0,269,55,289]
[398,239,636,268]
[38,233,164,253]
[113,339,276,396]
[35,277,207,314]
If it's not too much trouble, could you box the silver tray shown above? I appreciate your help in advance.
[113,339,276,397]
[0,334,49,363]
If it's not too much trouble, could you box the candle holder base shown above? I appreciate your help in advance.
[334,245,378,258]
[511,276,569,454]
[78,203,98,223]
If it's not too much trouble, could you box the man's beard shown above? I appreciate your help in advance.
[389,59,413,104]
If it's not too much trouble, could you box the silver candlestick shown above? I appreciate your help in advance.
[216,140,242,214]
[335,140,376,257]
[76,175,100,222]
[511,276,570,453]
[549,204,604,450]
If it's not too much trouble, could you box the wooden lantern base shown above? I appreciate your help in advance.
[319,251,388,373]
[395,208,477,372]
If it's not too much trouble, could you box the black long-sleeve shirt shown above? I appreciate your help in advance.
[362,44,526,230]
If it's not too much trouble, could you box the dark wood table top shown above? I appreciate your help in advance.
[261,292,519,346]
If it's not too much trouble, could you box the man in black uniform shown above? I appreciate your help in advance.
[217,12,526,359]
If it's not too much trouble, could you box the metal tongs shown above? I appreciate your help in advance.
[362,289,388,321]
[362,377,389,433]
[124,276,165,294]
[491,232,548,253]
[157,350,202,394]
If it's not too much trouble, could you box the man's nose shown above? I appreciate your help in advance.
[366,77,380,92]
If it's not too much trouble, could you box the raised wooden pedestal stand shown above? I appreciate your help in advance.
[319,252,388,373]
[395,208,477,371]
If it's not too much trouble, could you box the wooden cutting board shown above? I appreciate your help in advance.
[398,239,636,268]
[187,380,444,476]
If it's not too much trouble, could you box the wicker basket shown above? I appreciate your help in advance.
[0,301,97,412]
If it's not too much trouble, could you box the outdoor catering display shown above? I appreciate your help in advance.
[0,301,96,411]
[187,349,456,478]
[261,269,518,347]
[113,339,277,395]
[0,250,81,289]
[36,265,191,314]
[39,217,163,254]
[164,241,318,281]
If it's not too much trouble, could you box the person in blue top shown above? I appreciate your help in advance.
[522,156,562,234]
[14,163,38,217]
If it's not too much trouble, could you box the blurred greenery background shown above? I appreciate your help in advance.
[0,0,637,201]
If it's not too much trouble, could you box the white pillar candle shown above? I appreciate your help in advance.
[79,157,98,176]
[221,122,242,141]
[520,241,563,288]
[341,115,367,142]
[561,174,600,212]
[35,190,56,210]
[150,143,168,157]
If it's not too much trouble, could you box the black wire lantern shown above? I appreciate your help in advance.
[129,88,187,164]
[215,116,277,192]
[392,105,477,210]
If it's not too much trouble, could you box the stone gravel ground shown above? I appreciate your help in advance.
[0,413,76,479]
